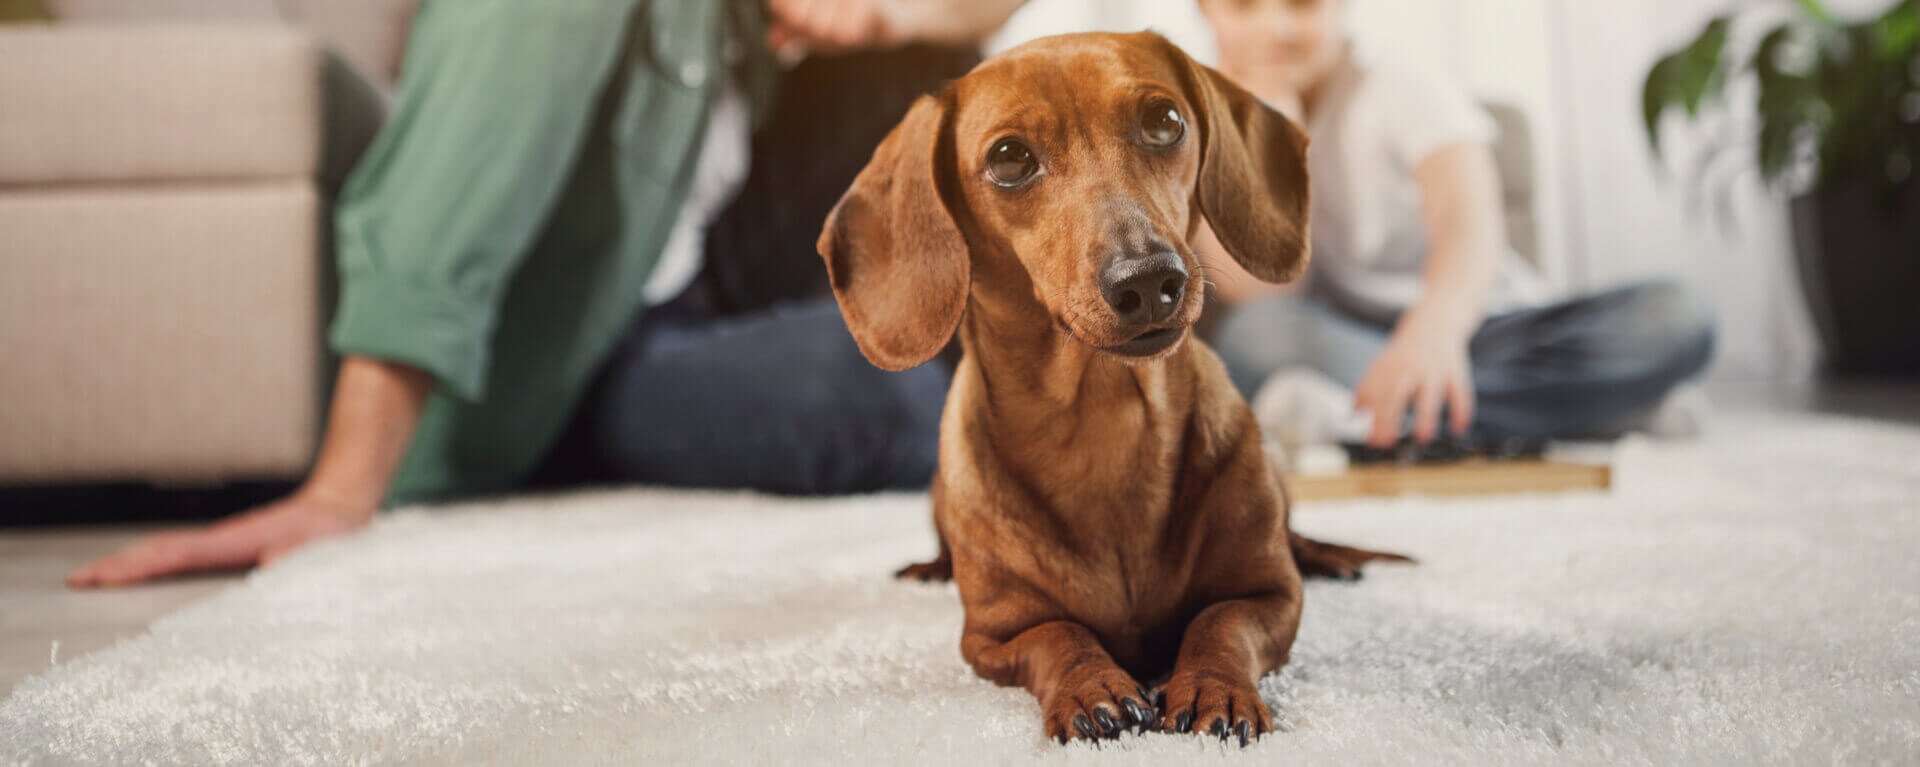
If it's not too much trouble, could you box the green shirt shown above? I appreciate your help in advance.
[329,0,777,505]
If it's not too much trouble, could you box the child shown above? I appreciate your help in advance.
[1195,0,1714,453]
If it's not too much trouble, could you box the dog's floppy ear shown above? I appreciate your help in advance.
[817,95,969,371]
[1163,37,1312,284]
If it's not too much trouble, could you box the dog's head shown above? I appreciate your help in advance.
[818,32,1310,370]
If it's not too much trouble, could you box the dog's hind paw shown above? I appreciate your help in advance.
[1288,532,1413,581]
[894,555,953,582]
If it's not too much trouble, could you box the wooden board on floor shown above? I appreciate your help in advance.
[1286,459,1611,501]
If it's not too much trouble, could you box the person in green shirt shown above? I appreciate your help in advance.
[69,0,1027,589]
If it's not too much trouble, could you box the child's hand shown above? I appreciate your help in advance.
[1352,315,1475,447]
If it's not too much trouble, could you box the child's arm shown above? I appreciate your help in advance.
[1352,142,1505,445]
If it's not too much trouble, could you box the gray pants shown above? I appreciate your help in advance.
[1211,281,1716,441]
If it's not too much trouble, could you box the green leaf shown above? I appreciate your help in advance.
[1751,23,1823,187]
[1643,54,1684,155]
[1679,17,1733,117]
[1642,0,1919,197]
[1869,0,1918,58]
[1796,0,1839,26]
[1642,16,1732,156]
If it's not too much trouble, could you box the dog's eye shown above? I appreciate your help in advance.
[987,139,1039,186]
[1141,99,1186,148]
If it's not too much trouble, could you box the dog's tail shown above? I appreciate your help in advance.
[1288,532,1413,581]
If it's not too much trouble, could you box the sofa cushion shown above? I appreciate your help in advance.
[0,25,321,184]
[46,0,280,22]
[0,182,323,483]
[48,0,414,88]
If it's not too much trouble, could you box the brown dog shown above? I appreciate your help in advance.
[817,31,1407,746]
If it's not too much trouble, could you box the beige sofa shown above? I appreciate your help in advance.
[0,1,410,486]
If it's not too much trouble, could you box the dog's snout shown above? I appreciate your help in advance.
[1101,251,1187,325]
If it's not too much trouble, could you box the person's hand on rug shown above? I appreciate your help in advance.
[1352,311,1475,447]
[68,358,431,588]
[65,490,373,588]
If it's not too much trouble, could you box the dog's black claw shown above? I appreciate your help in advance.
[1123,698,1153,731]
[1056,732,1069,745]
[1175,711,1193,733]
[1209,718,1227,738]
[1074,714,1097,740]
[1236,721,1252,747]
[1094,708,1119,735]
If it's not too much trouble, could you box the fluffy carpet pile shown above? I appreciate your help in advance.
[4,413,1918,765]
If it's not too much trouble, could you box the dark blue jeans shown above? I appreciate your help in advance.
[561,293,949,495]
[1212,281,1717,441]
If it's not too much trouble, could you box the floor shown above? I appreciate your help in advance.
[0,529,231,694]
[2,379,1915,697]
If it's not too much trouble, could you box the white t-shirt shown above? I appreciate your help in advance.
[641,80,752,306]
[1302,57,1550,323]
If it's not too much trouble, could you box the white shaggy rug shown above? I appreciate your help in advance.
[5,413,1919,765]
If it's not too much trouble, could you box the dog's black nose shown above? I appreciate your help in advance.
[1101,251,1187,325]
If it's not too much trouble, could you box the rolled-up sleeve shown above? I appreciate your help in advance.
[328,0,638,402]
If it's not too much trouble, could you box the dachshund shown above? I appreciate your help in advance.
[817,31,1408,746]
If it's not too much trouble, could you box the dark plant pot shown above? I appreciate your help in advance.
[1789,181,1920,377]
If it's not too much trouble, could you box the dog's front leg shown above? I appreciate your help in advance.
[964,621,1157,743]
[1157,589,1301,746]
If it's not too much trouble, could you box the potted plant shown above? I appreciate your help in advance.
[1644,0,1920,375]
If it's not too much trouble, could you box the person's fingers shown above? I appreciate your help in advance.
[843,0,886,48]
[66,559,106,587]
[791,0,829,36]
[766,0,810,42]
[818,0,856,48]
[775,0,887,53]
[67,533,186,588]
[767,0,811,23]
[100,532,252,587]
[1412,377,1444,444]
[69,522,270,588]
[1359,378,1410,447]
[766,22,795,53]
[1448,370,1475,436]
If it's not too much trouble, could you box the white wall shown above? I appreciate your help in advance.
[987,0,1820,380]
[1556,0,1818,380]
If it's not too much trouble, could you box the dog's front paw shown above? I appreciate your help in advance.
[1043,667,1155,744]
[1157,670,1273,747]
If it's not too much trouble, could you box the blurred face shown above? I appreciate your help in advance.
[1199,0,1346,95]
